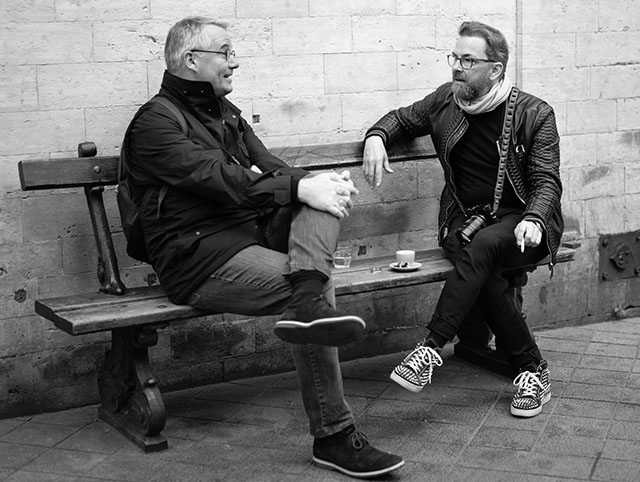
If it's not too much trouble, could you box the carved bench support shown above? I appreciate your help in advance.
[97,326,168,452]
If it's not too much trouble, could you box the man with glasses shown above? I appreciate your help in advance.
[123,16,404,478]
[362,21,563,418]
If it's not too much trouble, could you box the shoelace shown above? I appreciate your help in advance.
[349,431,368,450]
[513,371,544,398]
[404,345,443,380]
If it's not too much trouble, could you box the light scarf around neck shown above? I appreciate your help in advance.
[454,74,513,115]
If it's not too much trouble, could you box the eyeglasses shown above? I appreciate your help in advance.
[447,53,495,70]
[191,49,236,61]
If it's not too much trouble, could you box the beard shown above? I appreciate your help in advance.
[451,75,493,102]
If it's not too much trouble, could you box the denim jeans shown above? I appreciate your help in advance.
[429,207,547,370]
[186,205,354,438]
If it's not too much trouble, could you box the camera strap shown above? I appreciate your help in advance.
[491,86,519,214]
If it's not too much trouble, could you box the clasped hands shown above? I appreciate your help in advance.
[298,170,359,219]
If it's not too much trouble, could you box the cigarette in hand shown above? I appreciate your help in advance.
[520,241,525,253]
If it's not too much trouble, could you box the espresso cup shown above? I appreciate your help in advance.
[396,250,415,267]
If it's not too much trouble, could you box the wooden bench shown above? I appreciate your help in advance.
[18,140,576,453]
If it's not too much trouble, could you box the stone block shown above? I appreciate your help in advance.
[156,361,224,392]
[170,317,255,363]
[0,66,37,113]
[232,56,324,97]
[398,0,462,14]
[0,240,61,281]
[33,343,107,390]
[567,100,617,135]
[398,50,451,92]
[525,278,597,328]
[251,95,342,136]
[353,161,421,205]
[0,355,35,407]
[324,52,397,94]
[61,234,97,275]
[559,197,585,237]
[597,131,640,165]
[93,21,170,62]
[310,0,395,16]
[224,348,295,382]
[520,34,576,69]
[340,90,424,132]
[85,105,139,152]
[353,15,436,52]
[0,316,46,357]
[520,0,598,33]
[618,99,640,131]
[273,17,351,55]
[569,164,625,201]
[237,0,308,18]
[591,65,640,100]
[341,198,437,239]
[577,32,640,66]
[521,68,590,103]
[2,0,54,22]
[0,198,22,245]
[55,0,149,21]
[22,191,92,241]
[0,23,92,65]
[624,193,640,231]
[38,62,148,109]
[584,197,626,237]
[0,110,85,156]
[229,19,273,57]
[598,0,640,32]
[560,134,597,169]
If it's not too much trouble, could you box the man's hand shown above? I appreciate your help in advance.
[362,136,393,188]
[297,170,359,219]
[514,220,543,252]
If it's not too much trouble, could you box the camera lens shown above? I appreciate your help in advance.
[455,214,487,245]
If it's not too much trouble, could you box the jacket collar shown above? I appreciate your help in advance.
[160,70,241,117]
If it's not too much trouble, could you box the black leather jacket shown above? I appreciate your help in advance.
[366,82,564,265]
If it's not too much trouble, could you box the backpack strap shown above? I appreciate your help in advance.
[137,95,189,217]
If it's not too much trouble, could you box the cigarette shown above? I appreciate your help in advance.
[520,241,525,253]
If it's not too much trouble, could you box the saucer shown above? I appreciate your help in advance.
[389,262,422,272]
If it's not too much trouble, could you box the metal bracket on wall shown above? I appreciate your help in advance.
[599,230,640,281]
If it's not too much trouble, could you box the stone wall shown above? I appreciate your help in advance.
[1,0,639,417]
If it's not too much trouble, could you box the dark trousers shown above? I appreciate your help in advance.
[428,207,547,370]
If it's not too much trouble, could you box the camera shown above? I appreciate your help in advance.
[455,204,498,246]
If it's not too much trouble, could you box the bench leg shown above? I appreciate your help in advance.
[97,326,168,452]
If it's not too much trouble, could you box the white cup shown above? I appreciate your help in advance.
[396,250,415,267]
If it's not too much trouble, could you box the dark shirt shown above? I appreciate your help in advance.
[450,102,520,210]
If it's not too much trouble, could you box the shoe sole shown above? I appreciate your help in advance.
[510,391,551,418]
[389,370,425,393]
[312,456,405,478]
[274,315,365,346]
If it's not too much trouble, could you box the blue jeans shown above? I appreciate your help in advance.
[186,206,354,438]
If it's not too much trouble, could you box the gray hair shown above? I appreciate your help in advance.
[458,21,509,77]
[164,16,229,74]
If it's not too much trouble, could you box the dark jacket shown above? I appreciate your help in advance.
[125,71,309,303]
[366,82,564,265]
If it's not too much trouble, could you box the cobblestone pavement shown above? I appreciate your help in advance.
[1,317,639,482]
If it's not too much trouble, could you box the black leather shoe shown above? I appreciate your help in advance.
[313,426,405,478]
[274,293,365,346]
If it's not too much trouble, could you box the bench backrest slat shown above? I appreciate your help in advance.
[19,156,119,190]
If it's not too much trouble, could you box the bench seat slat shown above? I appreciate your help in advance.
[34,246,575,337]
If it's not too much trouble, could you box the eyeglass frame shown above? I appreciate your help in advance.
[190,49,236,61]
[447,53,496,70]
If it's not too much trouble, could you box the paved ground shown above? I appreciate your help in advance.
[1,317,640,482]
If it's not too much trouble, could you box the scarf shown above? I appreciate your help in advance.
[454,74,513,115]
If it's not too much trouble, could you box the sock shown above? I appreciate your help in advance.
[424,331,447,349]
[290,270,328,295]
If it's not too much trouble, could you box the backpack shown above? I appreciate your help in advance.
[117,96,187,263]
